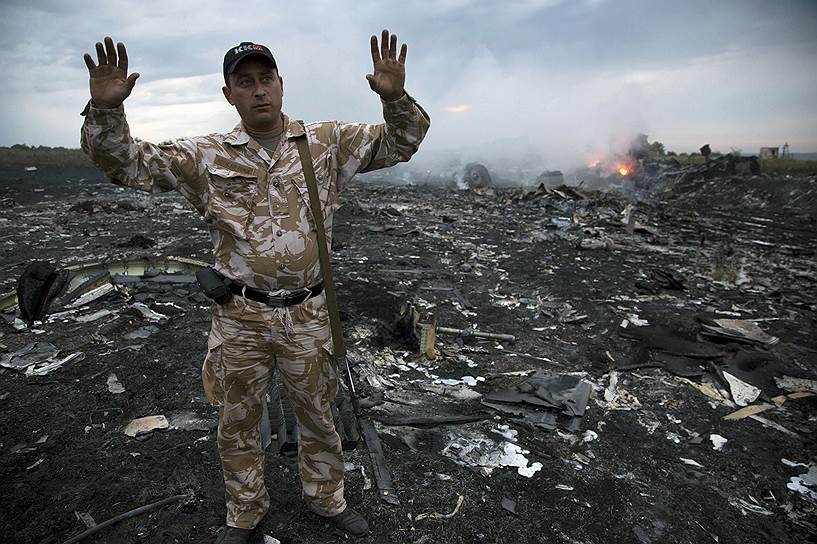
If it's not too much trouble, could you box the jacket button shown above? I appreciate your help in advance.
[273,180,280,187]
[276,230,283,236]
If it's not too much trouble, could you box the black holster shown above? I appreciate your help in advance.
[195,266,233,305]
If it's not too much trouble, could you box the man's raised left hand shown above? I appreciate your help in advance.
[366,29,406,102]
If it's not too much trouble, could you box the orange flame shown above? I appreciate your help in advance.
[618,166,630,176]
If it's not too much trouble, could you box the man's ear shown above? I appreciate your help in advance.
[222,85,234,105]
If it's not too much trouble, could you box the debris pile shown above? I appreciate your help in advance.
[1,159,815,543]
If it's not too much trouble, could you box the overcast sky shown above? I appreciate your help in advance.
[1,0,815,170]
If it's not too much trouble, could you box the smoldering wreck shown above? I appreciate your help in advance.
[1,147,816,544]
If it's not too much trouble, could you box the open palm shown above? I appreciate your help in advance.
[366,29,407,102]
[83,37,140,108]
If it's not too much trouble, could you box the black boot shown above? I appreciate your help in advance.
[214,526,253,544]
[325,507,370,537]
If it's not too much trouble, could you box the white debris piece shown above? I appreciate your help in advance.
[107,373,125,394]
[774,376,817,394]
[581,430,598,443]
[501,443,543,478]
[722,372,761,406]
[75,309,116,323]
[441,431,541,478]
[680,458,704,468]
[25,352,85,376]
[782,458,810,469]
[729,497,774,516]
[493,425,518,441]
[626,314,649,326]
[710,434,728,451]
[787,465,817,501]
[433,376,485,387]
[129,303,169,322]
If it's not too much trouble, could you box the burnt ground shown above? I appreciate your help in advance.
[1,163,816,544]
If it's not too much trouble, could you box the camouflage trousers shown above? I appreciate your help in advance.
[202,291,346,529]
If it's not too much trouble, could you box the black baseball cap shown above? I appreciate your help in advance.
[223,42,277,83]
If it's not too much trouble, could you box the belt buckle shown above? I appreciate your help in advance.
[287,287,312,306]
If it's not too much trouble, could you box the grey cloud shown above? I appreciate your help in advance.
[0,0,815,158]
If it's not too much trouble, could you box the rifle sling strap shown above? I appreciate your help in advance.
[294,123,346,359]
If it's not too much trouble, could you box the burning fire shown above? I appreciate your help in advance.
[618,166,630,176]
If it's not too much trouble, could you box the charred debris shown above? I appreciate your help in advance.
[1,148,816,543]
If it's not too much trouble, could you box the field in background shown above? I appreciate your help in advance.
[2,145,816,175]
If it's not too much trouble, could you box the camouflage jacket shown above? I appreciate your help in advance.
[81,94,430,291]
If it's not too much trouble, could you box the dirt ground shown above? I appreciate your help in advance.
[1,163,816,544]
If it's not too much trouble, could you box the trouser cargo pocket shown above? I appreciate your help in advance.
[202,334,225,406]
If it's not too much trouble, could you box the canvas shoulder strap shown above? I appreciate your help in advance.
[293,121,346,359]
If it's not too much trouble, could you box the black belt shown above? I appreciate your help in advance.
[228,281,323,307]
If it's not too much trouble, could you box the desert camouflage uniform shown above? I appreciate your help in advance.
[81,94,430,528]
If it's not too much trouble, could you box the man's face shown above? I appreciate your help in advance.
[222,57,284,131]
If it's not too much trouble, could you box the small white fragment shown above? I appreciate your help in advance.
[555,484,574,491]
[710,434,728,451]
[107,374,125,394]
[626,314,649,326]
[581,430,598,443]
[782,458,809,469]
[680,458,704,468]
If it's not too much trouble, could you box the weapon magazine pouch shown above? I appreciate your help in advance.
[195,266,233,305]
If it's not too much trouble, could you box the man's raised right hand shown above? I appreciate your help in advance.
[83,37,140,109]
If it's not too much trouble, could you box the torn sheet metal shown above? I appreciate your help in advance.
[775,376,817,394]
[1,256,207,314]
[0,342,59,370]
[25,352,85,376]
[701,319,779,345]
[722,372,761,406]
[485,370,592,416]
[619,325,724,359]
[127,303,169,322]
[441,430,543,478]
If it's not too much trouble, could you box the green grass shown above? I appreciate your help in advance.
[0,145,92,167]
[759,158,817,175]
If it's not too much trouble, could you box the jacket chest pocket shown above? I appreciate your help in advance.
[206,166,259,239]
